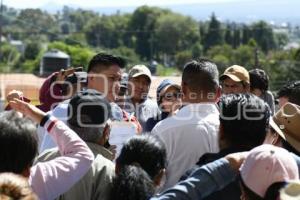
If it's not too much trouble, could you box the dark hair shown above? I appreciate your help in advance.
[110,135,167,200]
[182,58,219,93]
[0,173,38,200]
[108,165,155,200]
[240,177,286,200]
[0,111,38,174]
[219,93,270,149]
[277,81,300,106]
[249,69,269,91]
[116,135,167,179]
[240,177,263,200]
[87,53,126,73]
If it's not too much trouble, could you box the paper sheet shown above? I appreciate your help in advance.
[109,121,137,160]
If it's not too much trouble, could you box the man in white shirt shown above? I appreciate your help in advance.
[152,58,221,190]
[39,53,141,152]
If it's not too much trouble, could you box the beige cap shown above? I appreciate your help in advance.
[220,65,250,84]
[270,103,300,152]
[128,65,151,81]
[280,181,300,200]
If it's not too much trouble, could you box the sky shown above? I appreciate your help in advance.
[4,0,300,25]
[4,0,245,9]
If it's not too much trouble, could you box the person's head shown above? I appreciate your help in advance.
[265,103,300,156]
[0,173,37,200]
[182,58,220,103]
[239,144,298,200]
[156,79,182,114]
[249,69,269,97]
[87,53,126,102]
[220,65,250,95]
[0,111,38,177]
[67,89,112,146]
[111,135,166,200]
[219,94,270,150]
[277,81,300,108]
[127,65,152,103]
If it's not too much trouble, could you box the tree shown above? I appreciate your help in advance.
[251,21,276,53]
[233,27,241,48]
[48,42,95,68]
[203,13,224,51]
[16,9,59,41]
[224,24,233,46]
[128,6,169,60]
[242,25,251,44]
[155,13,199,55]
[24,41,41,60]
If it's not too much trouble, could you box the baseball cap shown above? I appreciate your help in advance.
[220,65,250,84]
[280,181,300,200]
[128,65,152,82]
[157,79,181,97]
[269,103,300,152]
[240,144,298,198]
[68,89,111,128]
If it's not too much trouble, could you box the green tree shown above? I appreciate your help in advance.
[242,25,251,44]
[128,6,168,60]
[251,21,276,53]
[24,41,41,60]
[233,27,241,48]
[48,42,95,68]
[224,25,233,46]
[155,13,199,55]
[204,13,224,51]
[16,9,59,41]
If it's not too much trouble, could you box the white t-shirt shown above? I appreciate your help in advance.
[152,103,220,190]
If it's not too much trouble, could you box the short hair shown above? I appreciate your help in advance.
[67,90,111,143]
[182,58,219,93]
[111,135,166,200]
[249,69,269,91]
[109,165,155,200]
[0,111,38,174]
[0,173,38,200]
[277,81,300,106]
[116,135,167,180]
[87,52,126,73]
[219,93,270,149]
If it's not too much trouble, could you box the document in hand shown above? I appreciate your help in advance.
[109,121,138,160]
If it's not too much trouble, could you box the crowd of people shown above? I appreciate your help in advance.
[1,52,300,200]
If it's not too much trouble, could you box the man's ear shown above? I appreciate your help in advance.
[181,81,188,96]
[272,133,282,146]
[102,124,110,142]
[215,86,222,101]
[153,169,166,187]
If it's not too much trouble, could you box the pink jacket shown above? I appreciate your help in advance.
[29,117,94,200]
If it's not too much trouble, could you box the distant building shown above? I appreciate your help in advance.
[40,49,70,76]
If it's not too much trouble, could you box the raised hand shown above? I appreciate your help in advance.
[6,90,24,102]
[9,98,46,124]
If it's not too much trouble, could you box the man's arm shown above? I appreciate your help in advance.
[9,99,94,200]
[150,152,247,200]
